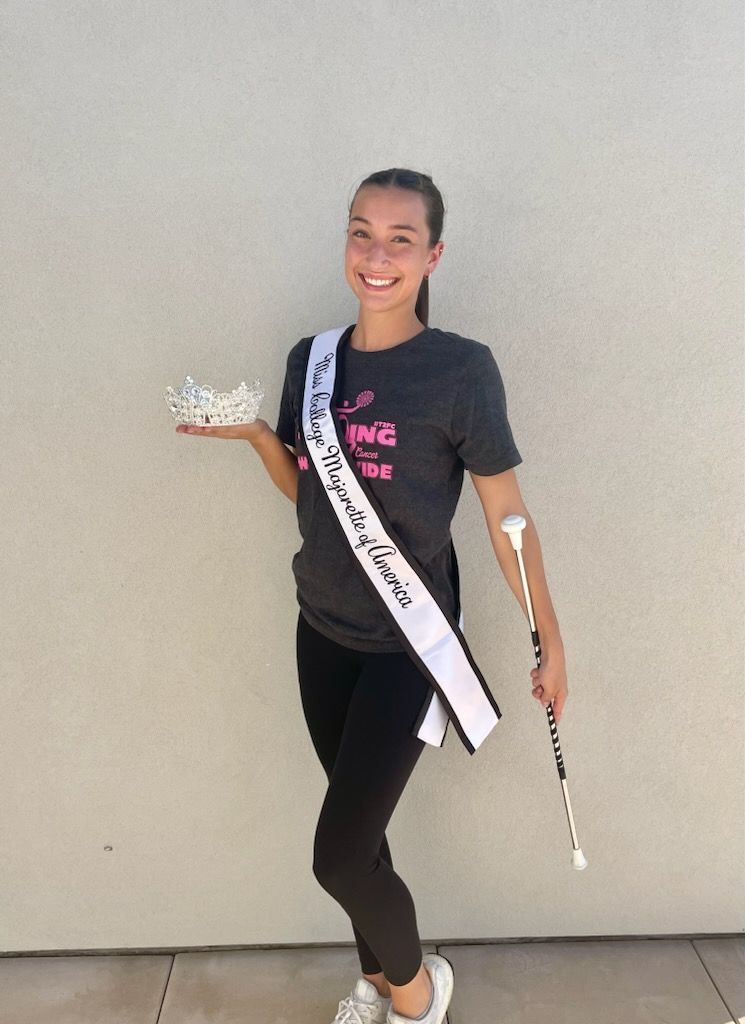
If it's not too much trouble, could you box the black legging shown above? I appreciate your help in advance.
[295,609,433,987]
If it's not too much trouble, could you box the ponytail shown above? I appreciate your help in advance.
[415,274,429,327]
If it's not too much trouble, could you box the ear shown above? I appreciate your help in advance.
[426,243,444,277]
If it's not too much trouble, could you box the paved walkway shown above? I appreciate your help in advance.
[0,936,742,1022]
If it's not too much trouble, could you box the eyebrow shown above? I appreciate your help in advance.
[348,216,419,234]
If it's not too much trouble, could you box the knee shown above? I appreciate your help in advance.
[312,839,350,892]
[312,831,368,894]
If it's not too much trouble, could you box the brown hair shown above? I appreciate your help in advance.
[348,168,446,326]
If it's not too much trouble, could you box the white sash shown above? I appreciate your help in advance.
[300,326,502,755]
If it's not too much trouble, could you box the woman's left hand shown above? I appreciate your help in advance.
[530,651,568,725]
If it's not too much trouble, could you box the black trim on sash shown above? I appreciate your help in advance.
[410,538,462,747]
[410,667,449,747]
[301,326,502,756]
[451,537,462,614]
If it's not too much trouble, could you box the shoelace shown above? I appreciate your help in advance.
[333,991,384,1023]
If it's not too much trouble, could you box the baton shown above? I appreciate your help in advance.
[500,514,588,871]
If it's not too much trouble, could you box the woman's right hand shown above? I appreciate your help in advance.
[175,418,271,444]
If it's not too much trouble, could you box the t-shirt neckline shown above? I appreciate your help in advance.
[343,323,429,355]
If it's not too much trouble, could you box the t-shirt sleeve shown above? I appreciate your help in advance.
[275,351,297,446]
[449,344,523,475]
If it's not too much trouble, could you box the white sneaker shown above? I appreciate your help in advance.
[386,954,454,1024]
[332,976,392,1023]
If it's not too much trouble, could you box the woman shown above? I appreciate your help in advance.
[177,168,568,1024]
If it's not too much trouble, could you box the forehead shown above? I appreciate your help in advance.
[349,185,427,226]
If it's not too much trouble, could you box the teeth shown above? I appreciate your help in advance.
[362,275,396,287]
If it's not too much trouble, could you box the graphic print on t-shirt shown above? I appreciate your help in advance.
[293,386,398,481]
[336,389,397,481]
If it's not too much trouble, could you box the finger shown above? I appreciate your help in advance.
[545,698,562,722]
[552,692,567,720]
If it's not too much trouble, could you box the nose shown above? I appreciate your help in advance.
[366,239,391,267]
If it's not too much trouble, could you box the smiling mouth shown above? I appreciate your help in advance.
[359,273,399,291]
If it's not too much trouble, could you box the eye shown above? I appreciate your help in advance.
[350,229,411,243]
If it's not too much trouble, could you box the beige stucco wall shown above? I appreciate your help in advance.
[2,1,742,953]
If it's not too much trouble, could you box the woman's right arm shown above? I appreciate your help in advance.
[247,421,299,504]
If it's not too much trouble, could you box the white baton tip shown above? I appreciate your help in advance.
[500,514,527,550]
[571,848,588,870]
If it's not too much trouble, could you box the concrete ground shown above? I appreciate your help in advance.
[0,936,742,1023]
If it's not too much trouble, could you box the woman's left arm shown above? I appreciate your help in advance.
[469,467,569,724]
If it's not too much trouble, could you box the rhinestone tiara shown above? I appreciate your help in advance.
[163,375,265,426]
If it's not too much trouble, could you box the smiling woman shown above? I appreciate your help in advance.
[175,166,568,1024]
[342,169,445,346]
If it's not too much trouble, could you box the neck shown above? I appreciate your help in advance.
[350,309,425,352]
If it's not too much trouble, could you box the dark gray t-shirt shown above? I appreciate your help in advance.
[275,323,522,653]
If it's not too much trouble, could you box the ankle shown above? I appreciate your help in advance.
[390,964,433,1019]
[363,972,391,999]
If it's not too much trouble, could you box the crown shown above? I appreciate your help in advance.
[163,375,265,426]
